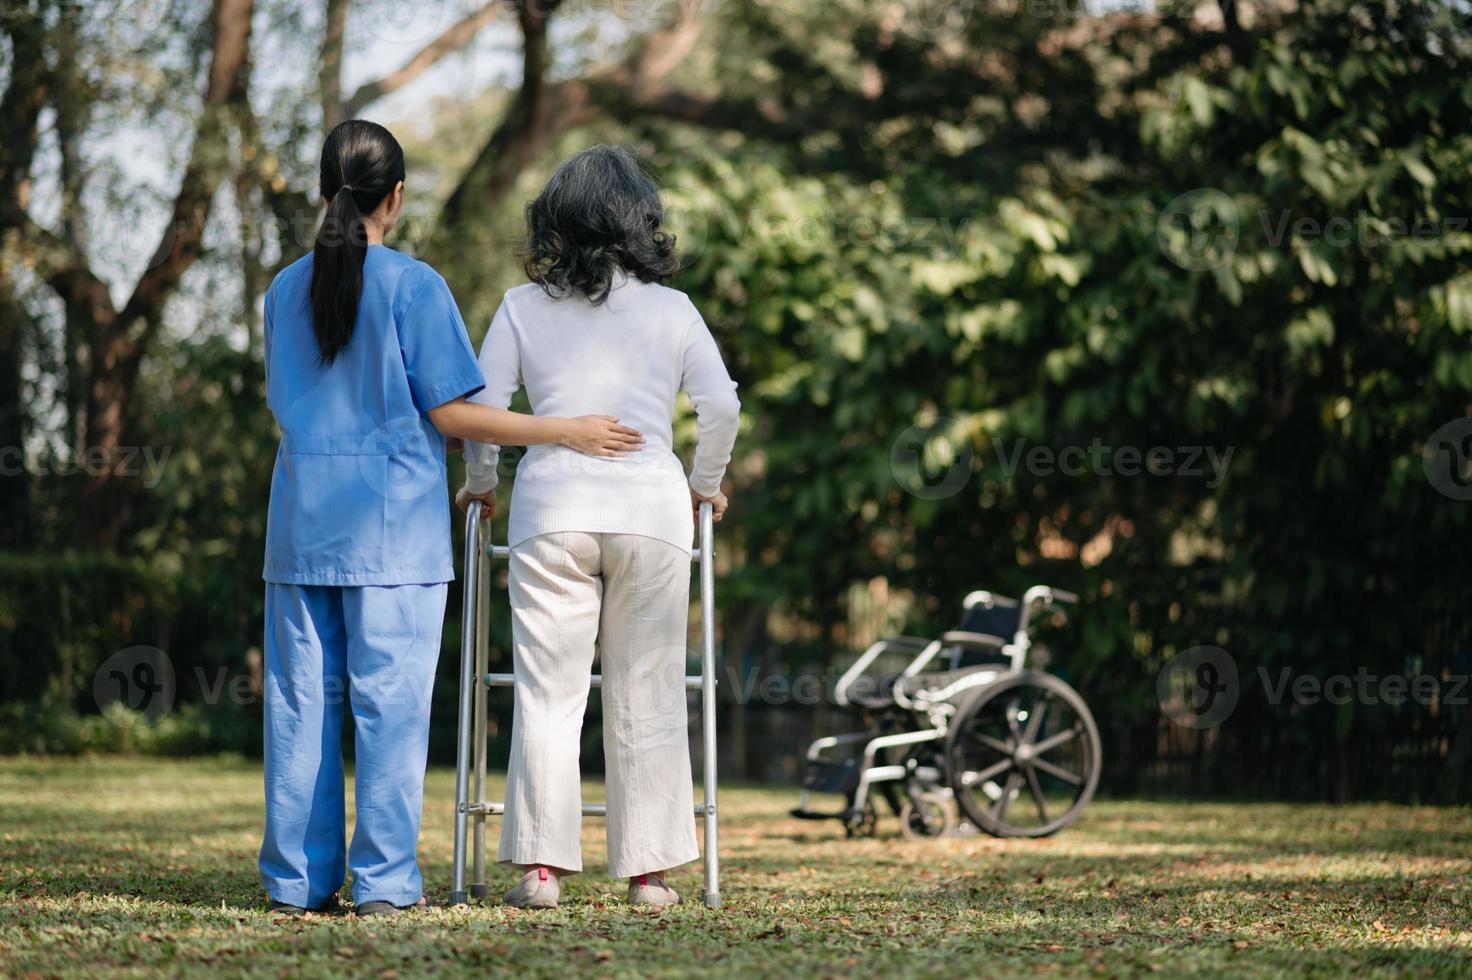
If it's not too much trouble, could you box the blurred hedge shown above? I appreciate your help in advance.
[0,552,173,708]
[0,551,259,755]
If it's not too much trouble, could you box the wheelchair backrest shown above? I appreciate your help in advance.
[955,591,1021,641]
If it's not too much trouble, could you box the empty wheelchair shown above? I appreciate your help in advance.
[792,586,1101,839]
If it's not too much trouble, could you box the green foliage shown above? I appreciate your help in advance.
[649,0,1472,797]
[4,1,1468,800]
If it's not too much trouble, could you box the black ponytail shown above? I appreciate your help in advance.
[310,120,406,364]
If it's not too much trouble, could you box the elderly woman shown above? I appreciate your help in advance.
[459,145,740,908]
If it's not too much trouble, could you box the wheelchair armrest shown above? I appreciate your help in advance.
[940,630,1009,650]
[835,636,934,707]
[877,636,932,651]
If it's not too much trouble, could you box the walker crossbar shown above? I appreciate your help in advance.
[450,501,721,908]
[459,802,717,816]
[481,673,707,689]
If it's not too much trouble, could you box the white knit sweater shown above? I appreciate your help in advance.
[462,276,740,550]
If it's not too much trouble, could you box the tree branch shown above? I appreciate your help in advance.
[430,0,707,265]
[0,7,52,216]
[605,0,708,99]
[117,0,254,329]
[0,6,111,321]
[587,5,827,146]
[320,0,350,129]
[16,214,118,338]
[341,0,503,119]
[599,84,796,136]
[432,0,570,253]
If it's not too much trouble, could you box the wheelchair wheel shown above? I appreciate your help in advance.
[945,671,1101,838]
[899,796,956,839]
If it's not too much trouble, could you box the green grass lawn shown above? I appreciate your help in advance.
[0,756,1469,978]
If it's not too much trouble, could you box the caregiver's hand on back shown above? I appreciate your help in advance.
[558,415,645,456]
[426,397,643,457]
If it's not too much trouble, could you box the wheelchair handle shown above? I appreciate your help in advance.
[1049,588,1079,604]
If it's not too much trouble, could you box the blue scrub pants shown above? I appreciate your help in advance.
[259,582,447,908]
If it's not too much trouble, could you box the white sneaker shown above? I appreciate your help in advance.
[627,872,682,907]
[504,866,560,909]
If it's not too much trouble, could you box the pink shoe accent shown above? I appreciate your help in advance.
[638,874,648,886]
[538,867,548,882]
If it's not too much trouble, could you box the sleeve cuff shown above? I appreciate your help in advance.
[421,375,487,412]
[464,468,500,494]
[689,474,722,498]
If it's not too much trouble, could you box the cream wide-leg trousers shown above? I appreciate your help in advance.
[498,531,700,878]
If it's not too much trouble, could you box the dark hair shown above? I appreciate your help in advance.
[523,144,679,304]
[310,120,405,363]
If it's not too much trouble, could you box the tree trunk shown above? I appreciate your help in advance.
[0,295,28,548]
[0,5,54,548]
[75,0,255,548]
[320,0,349,131]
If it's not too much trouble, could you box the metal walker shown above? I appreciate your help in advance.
[449,500,722,908]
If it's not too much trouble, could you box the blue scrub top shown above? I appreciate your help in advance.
[262,246,485,586]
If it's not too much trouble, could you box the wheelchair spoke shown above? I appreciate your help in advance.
[1032,755,1083,786]
[960,757,1013,787]
[973,732,1013,756]
[1021,699,1047,747]
[1032,723,1081,756]
[1006,705,1024,744]
[992,770,1022,822]
[1024,765,1049,823]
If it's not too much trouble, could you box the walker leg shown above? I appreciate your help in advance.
[450,502,483,907]
[470,556,491,900]
[697,502,721,909]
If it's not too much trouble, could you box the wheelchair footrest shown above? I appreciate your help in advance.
[790,807,850,822]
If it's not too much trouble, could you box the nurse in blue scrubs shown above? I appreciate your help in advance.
[259,120,643,917]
